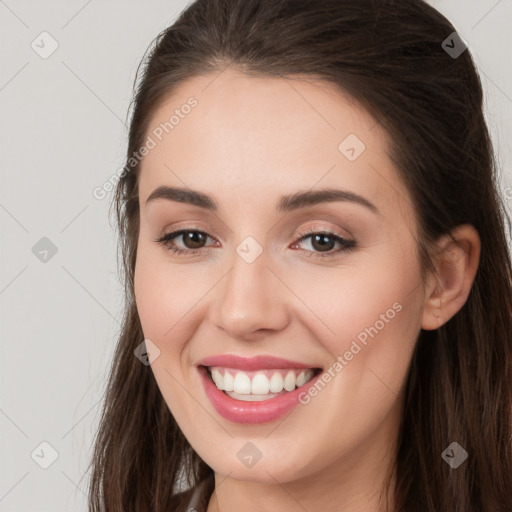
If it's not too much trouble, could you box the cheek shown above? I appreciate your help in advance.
[134,243,200,342]
[286,241,423,404]
[134,258,172,341]
[133,248,199,417]
[288,244,422,349]
[133,243,215,398]
[274,255,422,469]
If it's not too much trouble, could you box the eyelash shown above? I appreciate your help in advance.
[154,227,356,259]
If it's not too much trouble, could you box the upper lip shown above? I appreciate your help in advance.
[196,354,321,371]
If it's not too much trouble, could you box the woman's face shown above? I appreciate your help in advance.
[134,69,428,486]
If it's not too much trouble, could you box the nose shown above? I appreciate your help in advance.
[209,247,291,341]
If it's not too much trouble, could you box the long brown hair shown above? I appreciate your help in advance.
[87,1,512,510]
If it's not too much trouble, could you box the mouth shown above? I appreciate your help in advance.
[201,365,323,402]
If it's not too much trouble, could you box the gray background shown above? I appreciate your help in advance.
[1,0,511,510]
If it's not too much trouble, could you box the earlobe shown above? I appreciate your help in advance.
[421,224,481,331]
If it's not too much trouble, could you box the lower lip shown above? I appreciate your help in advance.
[198,366,322,424]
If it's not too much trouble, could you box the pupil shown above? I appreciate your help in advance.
[184,231,205,249]
[312,234,334,252]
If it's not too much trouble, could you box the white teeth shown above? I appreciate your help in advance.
[233,372,252,394]
[223,370,234,391]
[211,368,223,389]
[208,367,316,396]
[251,373,270,394]
[283,370,296,391]
[269,372,284,393]
[226,390,280,402]
[296,371,307,387]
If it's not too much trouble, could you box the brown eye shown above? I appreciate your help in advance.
[292,230,356,258]
[180,231,208,249]
[309,234,337,252]
[155,229,215,255]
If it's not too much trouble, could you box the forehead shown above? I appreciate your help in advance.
[138,68,409,217]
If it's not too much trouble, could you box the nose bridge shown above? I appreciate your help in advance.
[211,238,290,339]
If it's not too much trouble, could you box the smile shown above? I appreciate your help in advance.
[196,354,324,423]
[206,366,318,401]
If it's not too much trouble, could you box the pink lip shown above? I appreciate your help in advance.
[197,364,323,425]
[196,354,317,371]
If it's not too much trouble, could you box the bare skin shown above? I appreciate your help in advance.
[133,68,480,512]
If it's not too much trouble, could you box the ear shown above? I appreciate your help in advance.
[421,224,481,330]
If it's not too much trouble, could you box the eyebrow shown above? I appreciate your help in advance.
[145,185,379,214]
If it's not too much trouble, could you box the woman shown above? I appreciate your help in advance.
[87,0,512,510]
